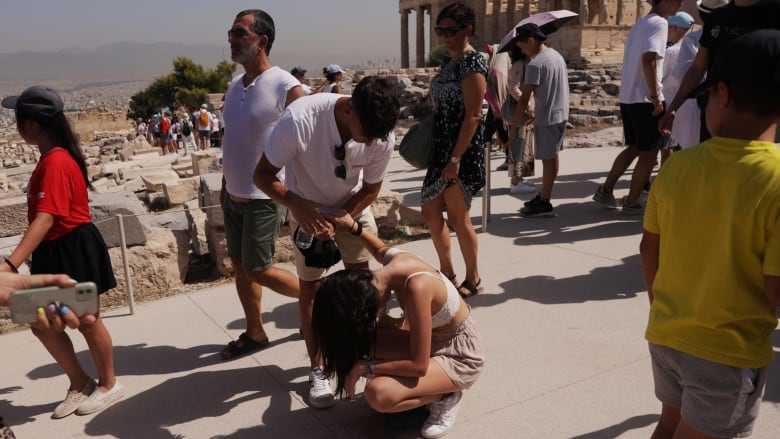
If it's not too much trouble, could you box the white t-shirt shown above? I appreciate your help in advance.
[222,66,300,199]
[210,113,219,133]
[264,93,395,221]
[619,13,668,104]
[662,43,681,99]
[672,29,702,148]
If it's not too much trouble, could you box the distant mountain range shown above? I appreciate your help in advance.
[0,42,230,82]
[0,42,398,82]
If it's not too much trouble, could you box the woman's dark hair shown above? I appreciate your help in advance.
[16,110,91,189]
[236,9,276,55]
[351,76,401,142]
[509,44,527,63]
[323,67,339,83]
[437,2,477,34]
[312,269,380,396]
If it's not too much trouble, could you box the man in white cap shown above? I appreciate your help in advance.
[657,11,695,163]
[196,103,212,150]
[666,0,729,149]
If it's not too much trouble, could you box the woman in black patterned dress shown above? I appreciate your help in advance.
[421,2,487,299]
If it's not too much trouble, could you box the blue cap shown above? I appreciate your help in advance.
[668,12,694,29]
[326,64,344,75]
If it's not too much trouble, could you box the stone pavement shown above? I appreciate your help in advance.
[1,146,778,438]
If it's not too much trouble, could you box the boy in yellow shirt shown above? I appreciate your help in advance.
[640,30,780,439]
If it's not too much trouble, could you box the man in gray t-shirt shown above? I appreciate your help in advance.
[508,23,570,217]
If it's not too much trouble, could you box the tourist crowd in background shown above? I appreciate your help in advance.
[2,1,780,439]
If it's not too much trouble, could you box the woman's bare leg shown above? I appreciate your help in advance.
[422,195,455,279]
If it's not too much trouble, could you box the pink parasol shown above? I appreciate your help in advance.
[497,10,578,53]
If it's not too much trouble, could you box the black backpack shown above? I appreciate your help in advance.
[182,120,192,136]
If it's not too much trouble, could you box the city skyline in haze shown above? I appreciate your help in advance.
[0,1,427,79]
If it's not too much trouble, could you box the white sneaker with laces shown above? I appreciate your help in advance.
[76,380,125,415]
[52,379,96,419]
[510,181,536,194]
[421,391,463,438]
[308,367,335,408]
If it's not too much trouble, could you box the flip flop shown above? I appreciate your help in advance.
[458,279,482,299]
[221,332,270,360]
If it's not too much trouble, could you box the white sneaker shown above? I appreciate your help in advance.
[421,391,463,438]
[510,181,536,194]
[52,379,96,419]
[308,367,335,408]
[76,380,125,415]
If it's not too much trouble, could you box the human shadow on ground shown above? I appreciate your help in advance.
[0,386,55,427]
[569,413,658,439]
[226,301,299,332]
[84,365,417,439]
[84,365,314,439]
[483,206,643,247]
[27,342,225,380]
[468,255,644,308]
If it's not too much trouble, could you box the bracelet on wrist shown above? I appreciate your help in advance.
[351,221,363,236]
[4,258,19,273]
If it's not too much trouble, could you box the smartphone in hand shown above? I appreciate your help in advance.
[9,282,98,324]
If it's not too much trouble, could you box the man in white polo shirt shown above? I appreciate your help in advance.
[254,76,400,408]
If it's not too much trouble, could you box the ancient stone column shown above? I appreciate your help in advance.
[580,0,589,25]
[507,0,519,33]
[494,0,502,41]
[401,9,410,68]
[599,0,609,24]
[617,0,625,25]
[430,3,440,51]
[416,6,426,67]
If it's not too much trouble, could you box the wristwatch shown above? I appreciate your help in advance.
[450,156,460,164]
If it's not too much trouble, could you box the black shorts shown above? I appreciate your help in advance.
[32,223,117,294]
[620,102,665,151]
[484,107,508,143]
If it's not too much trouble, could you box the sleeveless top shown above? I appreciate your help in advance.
[383,248,461,328]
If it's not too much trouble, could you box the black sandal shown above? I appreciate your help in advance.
[458,279,482,299]
[221,332,270,360]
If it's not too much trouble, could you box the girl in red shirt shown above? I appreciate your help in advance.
[1,86,123,418]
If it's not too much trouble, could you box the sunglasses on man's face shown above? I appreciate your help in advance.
[434,25,463,37]
[334,144,347,179]
[228,27,255,39]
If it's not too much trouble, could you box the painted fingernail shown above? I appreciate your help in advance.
[60,305,69,314]
[67,278,78,284]
[37,307,45,315]
[47,304,57,313]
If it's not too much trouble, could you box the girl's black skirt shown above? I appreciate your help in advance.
[31,222,117,294]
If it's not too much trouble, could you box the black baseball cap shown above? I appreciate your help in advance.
[1,86,64,122]
[687,29,780,99]
[290,66,306,76]
[294,226,342,269]
[515,23,547,42]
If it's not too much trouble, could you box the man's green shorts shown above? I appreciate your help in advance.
[223,197,286,271]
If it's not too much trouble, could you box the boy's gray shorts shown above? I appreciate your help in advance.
[534,122,566,160]
[649,343,767,438]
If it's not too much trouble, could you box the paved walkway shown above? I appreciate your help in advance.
[2,147,778,438]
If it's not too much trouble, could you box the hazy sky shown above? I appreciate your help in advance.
[0,0,403,61]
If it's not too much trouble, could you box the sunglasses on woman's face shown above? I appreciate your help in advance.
[334,143,347,179]
[434,25,463,37]
[228,27,255,39]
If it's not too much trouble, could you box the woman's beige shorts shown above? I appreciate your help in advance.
[431,314,484,389]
